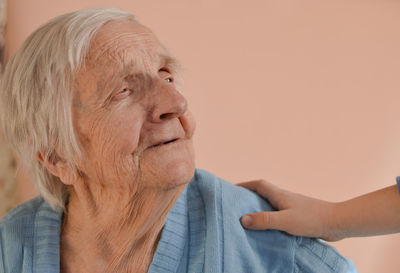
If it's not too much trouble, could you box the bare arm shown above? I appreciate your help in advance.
[239,180,400,241]
[332,185,400,239]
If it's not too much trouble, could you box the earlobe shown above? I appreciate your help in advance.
[37,152,75,185]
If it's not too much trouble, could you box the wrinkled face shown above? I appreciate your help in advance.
[73,20,196,193]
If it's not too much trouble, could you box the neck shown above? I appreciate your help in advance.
[60,180,186,273]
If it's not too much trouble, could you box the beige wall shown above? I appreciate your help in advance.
[5,0,400,272]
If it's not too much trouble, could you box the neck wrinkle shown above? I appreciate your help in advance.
[60,183,186,273]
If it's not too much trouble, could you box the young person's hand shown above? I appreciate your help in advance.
[239,180,343,241]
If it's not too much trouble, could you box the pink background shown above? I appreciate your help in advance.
[6,0,400,272]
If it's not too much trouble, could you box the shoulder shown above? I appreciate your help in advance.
[0,196,45,245]
[0,196,60,272]
[0,196,53,241]
[190,169,275,221]
[0,196,45,225]
[0,196,47,245]
[190,169,357,273]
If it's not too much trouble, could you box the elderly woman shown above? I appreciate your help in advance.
[0,8,357,273]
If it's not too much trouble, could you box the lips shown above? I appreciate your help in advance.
[149,138,180,148]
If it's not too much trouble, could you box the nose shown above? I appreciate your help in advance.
[150,83,188,123]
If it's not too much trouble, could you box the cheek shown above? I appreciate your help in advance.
[78,109,144,179]
[99,115,143,184]
[86,110,143,156]
[106,114,143,153]
[181,110,196,139]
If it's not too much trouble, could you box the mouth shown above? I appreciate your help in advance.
[149,138,180,149]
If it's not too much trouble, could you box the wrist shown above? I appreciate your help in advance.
[321,201,347,241]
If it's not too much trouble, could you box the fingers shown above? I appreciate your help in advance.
[239,181,288,230]
[241,211,290,231]
[236,180,265,190]
[238,180,286,209]
[237,180,280,196]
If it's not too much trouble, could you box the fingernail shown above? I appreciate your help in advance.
[241,215,252,228]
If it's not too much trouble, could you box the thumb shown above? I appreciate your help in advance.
[241,211,290,231]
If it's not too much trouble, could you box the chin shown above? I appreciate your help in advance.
[160,159,195,190]
[139,139,196,190]
[138,156,196,191]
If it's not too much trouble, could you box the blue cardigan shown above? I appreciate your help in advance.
[0,169,357,273]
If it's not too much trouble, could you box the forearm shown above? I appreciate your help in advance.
[329,185,400,239]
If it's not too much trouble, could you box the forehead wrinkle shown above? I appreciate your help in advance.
[114,51,175,82]
[90,29,156,63]
[88,20,157,65]
[93,44,159,89]
[82,25,181,108]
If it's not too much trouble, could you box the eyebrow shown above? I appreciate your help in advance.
[119,54,180,76]
[158,54,181,73]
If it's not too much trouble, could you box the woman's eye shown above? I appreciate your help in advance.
[159,68,174,83]
[114,88,132,100]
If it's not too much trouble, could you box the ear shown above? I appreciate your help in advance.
[37,152,76,185]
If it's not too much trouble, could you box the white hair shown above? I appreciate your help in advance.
[0,8,138,210]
